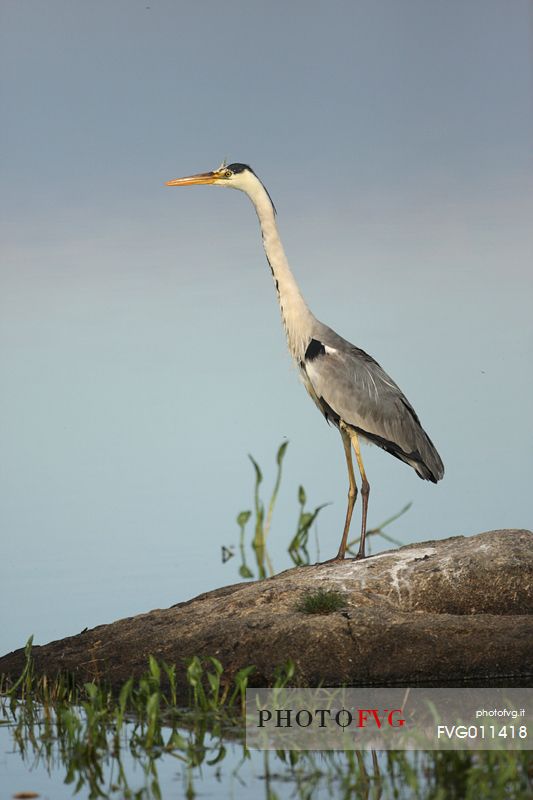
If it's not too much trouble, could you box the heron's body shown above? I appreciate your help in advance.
[167,161,444,559]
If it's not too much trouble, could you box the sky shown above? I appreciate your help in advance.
[1,0,532,655]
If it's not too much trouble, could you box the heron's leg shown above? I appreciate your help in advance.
[333,425,358,560]
[349,430,370,560]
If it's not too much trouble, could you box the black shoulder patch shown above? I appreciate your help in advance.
[305,338,326,361]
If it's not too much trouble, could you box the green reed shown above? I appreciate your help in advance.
[2,643,531,800]
[228,441,412,578]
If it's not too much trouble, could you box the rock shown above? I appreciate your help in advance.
[1,530,532,697]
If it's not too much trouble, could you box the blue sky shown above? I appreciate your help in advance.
[1,0,532,653]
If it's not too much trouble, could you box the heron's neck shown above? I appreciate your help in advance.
[245,180,314,361]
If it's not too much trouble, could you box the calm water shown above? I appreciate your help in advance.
[0,719,409,800]
[2,715,529,800]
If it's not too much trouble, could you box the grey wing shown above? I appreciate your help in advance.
[301,330,444,482]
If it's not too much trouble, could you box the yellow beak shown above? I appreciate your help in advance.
[166,170,219,187]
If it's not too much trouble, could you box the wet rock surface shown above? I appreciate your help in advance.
[1,529,531,697]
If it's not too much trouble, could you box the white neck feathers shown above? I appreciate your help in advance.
[238,174,314,362]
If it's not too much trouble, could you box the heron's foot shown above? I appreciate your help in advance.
[321,553,347,564]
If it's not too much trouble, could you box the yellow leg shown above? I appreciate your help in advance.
[332,424,358,560]
[349,430,370,559]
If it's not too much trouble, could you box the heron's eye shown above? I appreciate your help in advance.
[224,169,233,178]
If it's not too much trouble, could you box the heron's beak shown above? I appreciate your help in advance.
[166,170,221,187]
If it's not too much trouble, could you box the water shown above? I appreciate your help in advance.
[2,712,530,800]
[0,716,395,800]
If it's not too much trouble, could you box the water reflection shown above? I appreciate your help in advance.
[2,708,530,800]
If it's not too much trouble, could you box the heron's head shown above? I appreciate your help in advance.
[166,160,257,190]
[166,160,276,212]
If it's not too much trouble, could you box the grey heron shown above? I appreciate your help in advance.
[166,161,444,560]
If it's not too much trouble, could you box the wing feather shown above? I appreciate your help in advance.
[302,330,444,482]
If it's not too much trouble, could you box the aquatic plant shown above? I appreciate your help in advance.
[227,442,411,578]
[1,644,531,800]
